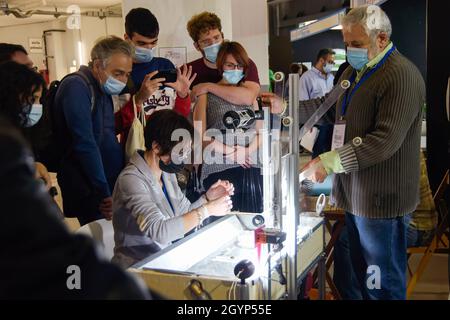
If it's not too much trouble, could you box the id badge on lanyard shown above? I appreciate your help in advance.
[331,119,346,150]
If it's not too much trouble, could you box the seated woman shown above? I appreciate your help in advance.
[0,61,51,189]
[193,41,263,217]
[112,109,234,269]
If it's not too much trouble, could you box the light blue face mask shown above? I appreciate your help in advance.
[135,46,154,63]
[223,70,244,85]
[103,75,127,96]
[24,103,43,127]
[347,47,369,70]
[323,63,334,74]
[203,42,222,63]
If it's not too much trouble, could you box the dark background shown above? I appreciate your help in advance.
[268,0,449,195]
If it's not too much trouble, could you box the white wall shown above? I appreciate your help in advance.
[76,16,125,69]
[0,16,124,81]
[122,0,269,86]
[0,20,56,71]
[230,0,269,86]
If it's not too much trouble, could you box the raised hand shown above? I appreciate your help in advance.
[166,64,197,99]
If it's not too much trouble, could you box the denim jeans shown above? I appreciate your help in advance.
[338,212,411,300]
[333,214,435,299]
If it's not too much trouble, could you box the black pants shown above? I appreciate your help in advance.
[202,167,263,225]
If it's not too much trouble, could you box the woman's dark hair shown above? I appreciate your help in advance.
[144,110,194,156]
[125,8,159,39]
[216,41,250,84]
[0,43,28,64]
[0,61,46,128]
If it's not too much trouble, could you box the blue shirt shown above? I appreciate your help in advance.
[298,67,334,101]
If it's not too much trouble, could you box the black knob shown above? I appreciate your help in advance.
[252,214,265,227]
[234,259,255,284]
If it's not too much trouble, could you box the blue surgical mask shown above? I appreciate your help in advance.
[24,103,43,127]
[203,42,222,63]
[135,46,154,63]
[323,63,333,74]
[347,47,369,70]
[103,75,126,96]
[223,70,244,85]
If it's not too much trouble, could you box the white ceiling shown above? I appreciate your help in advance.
[7,0,121,10]
[0,0,122,27]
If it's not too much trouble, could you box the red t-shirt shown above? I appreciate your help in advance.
[188,57,260,88]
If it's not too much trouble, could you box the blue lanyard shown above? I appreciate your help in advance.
[341,46,396,118]
[161,177,175,214]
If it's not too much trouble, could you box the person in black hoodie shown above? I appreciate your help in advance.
[0,117,150,299]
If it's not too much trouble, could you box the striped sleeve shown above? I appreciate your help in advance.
[336,64,424,172]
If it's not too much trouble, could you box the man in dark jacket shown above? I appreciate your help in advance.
[0,117,149,299]
[54,36,133,225]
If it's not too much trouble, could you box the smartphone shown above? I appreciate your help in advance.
[151,69,177,83]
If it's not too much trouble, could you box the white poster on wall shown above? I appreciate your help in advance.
[29,38,44,54]
[159,47,187,67]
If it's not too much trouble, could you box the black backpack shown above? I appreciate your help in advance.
[43,70,97,171]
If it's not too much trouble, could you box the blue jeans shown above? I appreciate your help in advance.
[333,215,434,299]
[332,224,363,299]
[337,212,411,300]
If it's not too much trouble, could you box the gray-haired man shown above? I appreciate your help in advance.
[54,36,134,226]
[300,5,425,299]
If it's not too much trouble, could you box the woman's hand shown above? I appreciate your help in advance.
[206,179,234,201]
[205,195,233,216]
[166,64,197,99]
[35,161,51,189]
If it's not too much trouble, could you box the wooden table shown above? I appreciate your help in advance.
[304,196,345,300]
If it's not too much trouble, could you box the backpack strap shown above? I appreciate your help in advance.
[72,71,97,113]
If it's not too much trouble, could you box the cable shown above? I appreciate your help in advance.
[234,270,243,300]
[229,270,243,300]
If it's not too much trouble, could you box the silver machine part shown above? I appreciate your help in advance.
[130,71,328,301]
[224,109,256,129]
[298,79,350,141]
[286,73,300,299]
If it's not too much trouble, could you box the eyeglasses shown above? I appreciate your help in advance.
[223,62,244,70]
[198,34,223,48]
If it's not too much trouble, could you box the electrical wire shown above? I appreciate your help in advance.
[228,270,243,300]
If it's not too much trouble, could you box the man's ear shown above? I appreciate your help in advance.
[92,59,100,71]
[124,33,129,41]
[193,42,200,51]
[377,32,389,49]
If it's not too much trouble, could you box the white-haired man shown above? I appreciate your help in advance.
[298,5,425,299]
